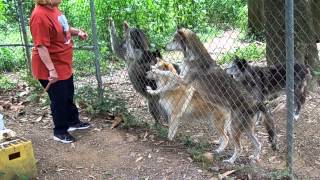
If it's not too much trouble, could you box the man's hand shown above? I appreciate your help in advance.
[45,69,59,92]
[78,30,88,40]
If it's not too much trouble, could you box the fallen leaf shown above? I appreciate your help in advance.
[111,113,124,129]
[18,91,29,97]
[20,118,28,122]
[218,170,236,179]
[35,116,43,123]
[203,152,214,163]
[56,168,67,172]
[142,131,148,142]
[89,175,96,179]
[2,101,11,110]
[92,128,101,132]
[135,157,143,162]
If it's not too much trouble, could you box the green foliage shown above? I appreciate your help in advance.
[19,71,46,103]
[0,74,16,91]
[0,1,6,25]
[181,135,212,166]
[59,0,248,49]
[1,0,250,72]
[219,43,266,64]
[0,48,25,72]
[75,86,123,115]
[152,124,168,139]
[75,85,144,128]
[270,169,291,179]
[206,0,248,29]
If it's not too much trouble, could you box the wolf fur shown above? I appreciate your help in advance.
[108,18,169,123]
[226,57,311,120]
[146,58,231,153]
[151,28,277,164]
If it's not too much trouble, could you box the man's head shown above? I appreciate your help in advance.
[34,0,62,7]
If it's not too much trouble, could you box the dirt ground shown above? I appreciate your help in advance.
[1,68,320,180]
[1,88,211,179]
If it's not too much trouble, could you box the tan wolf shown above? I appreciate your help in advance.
[146,58,231,153]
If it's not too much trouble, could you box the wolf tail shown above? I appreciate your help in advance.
[258,104,277,151]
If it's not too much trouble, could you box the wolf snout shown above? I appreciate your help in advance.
[146,70,155,79]
[165,41,177,51]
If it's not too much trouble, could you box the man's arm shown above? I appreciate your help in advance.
[69,27,88,40]
[37,45,58,91]
[37,45,55,71]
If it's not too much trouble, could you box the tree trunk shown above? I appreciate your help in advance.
[294,0,319,89]
[248,0,265,36]
[264,0,319,88]
[311,0,320,42]
[264,0,285,65]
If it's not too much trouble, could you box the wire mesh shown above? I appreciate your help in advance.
[106,1,320,179]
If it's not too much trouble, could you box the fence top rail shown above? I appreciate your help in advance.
[0,44,94,50]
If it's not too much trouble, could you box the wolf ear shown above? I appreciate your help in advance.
[177,29,186,41]
[154,49,162,59]
[123,21,129,32]
[176,24,184,30]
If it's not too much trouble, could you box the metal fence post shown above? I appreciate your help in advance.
[17,0,32,75]
[285,0,295,178]
[89,0,103,98]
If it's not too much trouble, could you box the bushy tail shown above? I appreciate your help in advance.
[258,104,277,150]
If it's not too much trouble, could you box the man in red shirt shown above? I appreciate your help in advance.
[30,0,90,143]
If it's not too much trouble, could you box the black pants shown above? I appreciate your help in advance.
[39,75,80,135]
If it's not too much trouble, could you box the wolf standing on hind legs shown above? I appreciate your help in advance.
[159,28,277,163]
[108,18,169,124]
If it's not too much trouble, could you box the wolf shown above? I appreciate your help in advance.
[146,58,231,153]
[108,18,170,123]
[226,57,311,120]
[149,28,277,164]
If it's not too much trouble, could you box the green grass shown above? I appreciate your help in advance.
[0,28,29,72]
[270,169,292,179]
[218,43,266,64]
[0,74,16,91]
[198,26,223,42]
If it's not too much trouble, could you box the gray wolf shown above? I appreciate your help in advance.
[226,56,311,120]
[109,18,171,123]
[151,28,277,163]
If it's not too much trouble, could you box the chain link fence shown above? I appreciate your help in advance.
[106,1,320,179]
[2,0,320,179]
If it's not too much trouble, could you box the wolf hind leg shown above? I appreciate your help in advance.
[148,96,168,124]
[246,126,262,162]
[223,126,242,164]
[168,87,195,140]
[214,113,231,153]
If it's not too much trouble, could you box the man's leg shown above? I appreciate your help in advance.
[64,75,90,131]
[65,75,81,125]
[39,79,75,143]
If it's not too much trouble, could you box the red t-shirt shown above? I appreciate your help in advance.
[30,5,73,80]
